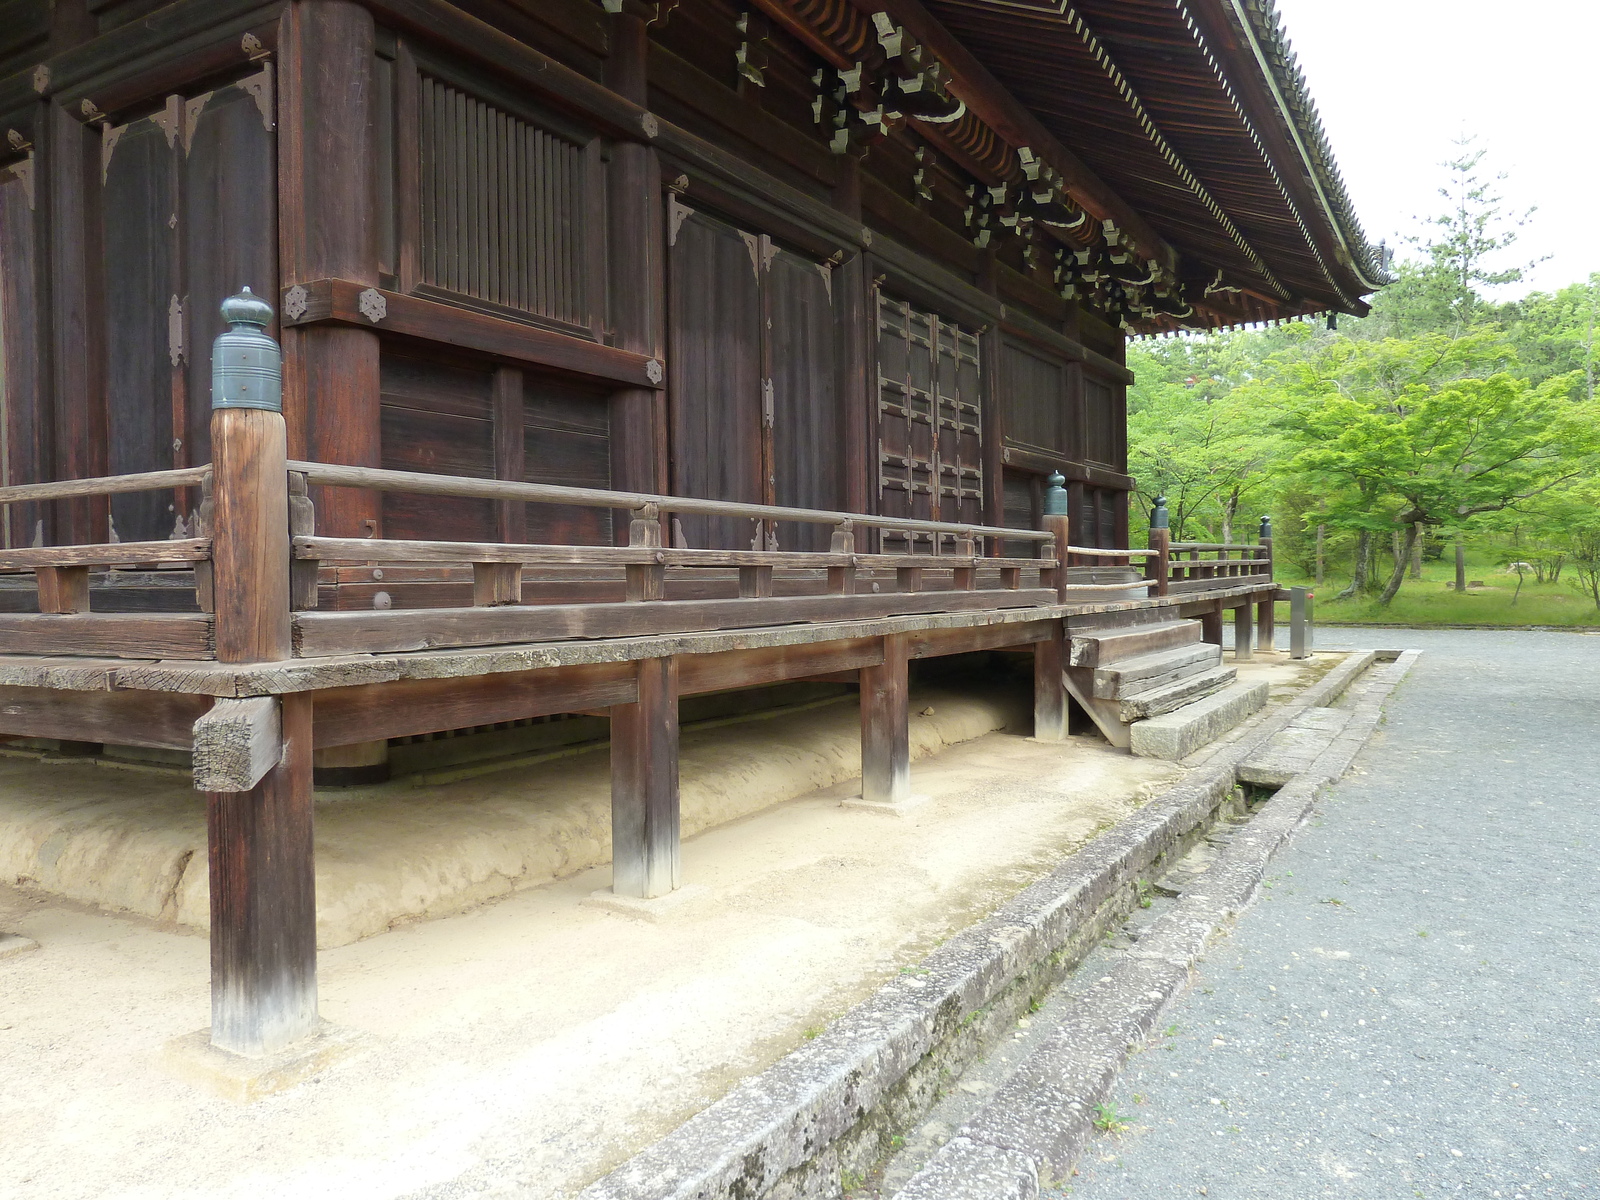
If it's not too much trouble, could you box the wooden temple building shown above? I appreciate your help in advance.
[0,0,1381,1061]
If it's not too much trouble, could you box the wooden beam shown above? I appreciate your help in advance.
[311,660,638,747]
[0,540,210,571]
[282,279,664,392]
[866,0,1177,271]
[904,618,1053,659]
[193,696,281,793]
[859,632,910,805]
[0,684,210,749]
[610,656,679,899]
[676,638,882,696]
[292,589,1059,656]
[0,613,212,658]
[207,692,317,1057]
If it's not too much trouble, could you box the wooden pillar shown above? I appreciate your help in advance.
[207,692,317,1057]
[1033,623,1068,742]
[860,632,910,804]
[205,289,312,1055]
[1257,595,1276,653]
[1148,525,1171,596]
[279,0,382,535]
[606,10,666,500]
[1233,602,1253,662]
[1200,599,1223,647]
[610,656,679,898]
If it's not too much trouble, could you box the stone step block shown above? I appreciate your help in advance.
[1129,679,1270,761]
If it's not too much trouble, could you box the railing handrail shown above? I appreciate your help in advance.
[1167,541,1263,552]
[288,460,1055,543]
[0,466,210,506]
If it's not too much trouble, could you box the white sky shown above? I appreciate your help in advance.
[1272,0,1600,298]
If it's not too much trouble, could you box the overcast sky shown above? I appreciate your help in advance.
[1272,0,1600,298]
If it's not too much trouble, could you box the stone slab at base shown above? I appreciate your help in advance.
[583,884,710,923]
[1129,680,1270,761]
[839,793,932,816]
[163,1021,363,1103]
[0,932,39,960]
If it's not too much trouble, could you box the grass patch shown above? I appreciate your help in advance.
[1273,553,1600,629]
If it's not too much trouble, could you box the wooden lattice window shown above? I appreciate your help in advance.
[875,291,982,550]
[398,60,603,339]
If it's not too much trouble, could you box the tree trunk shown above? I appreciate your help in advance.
[1454,541,1466,592]
[1377,523,1420,605]
[1336,530,1372,600]
[1410,522,1424,579]
[1314,523,1325,586]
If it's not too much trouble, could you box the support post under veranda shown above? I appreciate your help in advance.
[1034,472,1071,742]
[201,289,319,1058]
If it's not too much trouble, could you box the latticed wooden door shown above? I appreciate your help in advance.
[874,291,982,550]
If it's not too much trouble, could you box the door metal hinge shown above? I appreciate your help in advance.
[761,378,774,428]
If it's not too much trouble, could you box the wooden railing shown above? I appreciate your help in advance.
[0,460,1285,660]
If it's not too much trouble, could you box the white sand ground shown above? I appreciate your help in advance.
[0,653,1321,1200]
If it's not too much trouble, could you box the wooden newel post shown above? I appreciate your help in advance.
[1035,471,1070,741]
[204,289,318,1057]
[1040,471,1072,602]
[1148,495,1171,598]
[1256,514,1275,652]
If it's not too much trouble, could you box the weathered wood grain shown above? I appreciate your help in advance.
[293,588,1059,656]
[859,632,910,804]
[0,613,213,658]
[610,656,679,899]
[0,684,209,749]
[192,696,281,792]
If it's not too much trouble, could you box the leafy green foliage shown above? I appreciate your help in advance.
[1129,144,1600,609]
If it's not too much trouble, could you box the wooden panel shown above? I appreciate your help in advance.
[1000,339,1066,457]
[1083,374,1118,469]
[524,371,611,545]
[0,683,209,749]
[183,74,278,476]
[101,111,177,542]
[417,73,596,333]
[769,246,840,551]
[0,155,43,548]
[379,352,495,540]
[293,588,1058,656]
[312,659,637,746]
[668,208,763,550]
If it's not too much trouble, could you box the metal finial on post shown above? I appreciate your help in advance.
[212,286,282,412]
[1151,494,1169,530]
[1043,470,1068,517]
[1259,514,1273,541]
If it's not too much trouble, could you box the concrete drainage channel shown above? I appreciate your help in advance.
[578,649,1420,1200]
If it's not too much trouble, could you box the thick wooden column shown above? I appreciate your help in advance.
[279,0,381,535]
[610,656,680,898]
[1233,602,1254,662]
[207,692,316,1057]
[1200,599,1224,647]
[211,406,291,662]
[606,10,666,498]
[860,632,911,804]
[1033,623,1068,742]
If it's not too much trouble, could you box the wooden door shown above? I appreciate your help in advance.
[875,291,982,551]
[668,206,764,549]
[768,246,840,550]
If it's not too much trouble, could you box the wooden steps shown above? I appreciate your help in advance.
[1061,618,1238,749]
[1069,620,1198,668]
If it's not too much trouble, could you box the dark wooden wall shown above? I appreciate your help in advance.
[0,0,1134,554]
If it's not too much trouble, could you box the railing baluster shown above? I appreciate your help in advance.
[626,502,665,602]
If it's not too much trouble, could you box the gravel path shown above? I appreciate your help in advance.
[1050,628,1600,1199]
